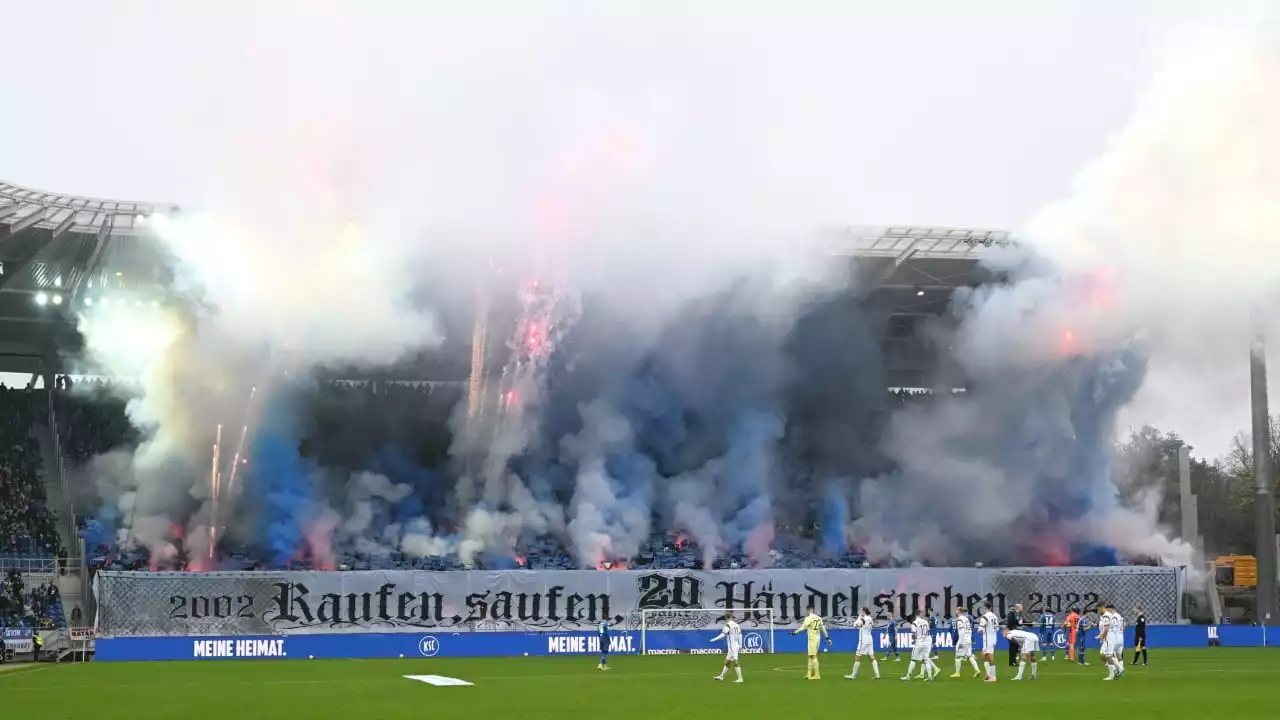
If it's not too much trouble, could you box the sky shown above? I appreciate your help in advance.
[0,0,1269,460]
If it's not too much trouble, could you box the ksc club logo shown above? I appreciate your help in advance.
[1053,630,1068,649]
[744,633,764,651]
[419,636,440,657]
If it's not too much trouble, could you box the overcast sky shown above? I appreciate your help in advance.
[1,0,1210,223]
[3,0,1270,459]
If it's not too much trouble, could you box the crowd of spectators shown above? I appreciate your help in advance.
[0,570,64,629]
[53,376,136,466]
[0,386,61,557]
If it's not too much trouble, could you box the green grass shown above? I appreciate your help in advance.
[2,650,1276,719]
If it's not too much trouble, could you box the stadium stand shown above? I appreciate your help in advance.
[53,377,136,466]
[62,380,920,573]
[0,570,65,629]
[0,386,61,557]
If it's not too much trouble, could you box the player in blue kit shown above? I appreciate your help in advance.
[597,620,612,671]
[1038,609,1057,660]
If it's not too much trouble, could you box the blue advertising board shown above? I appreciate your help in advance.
[94,624,1271,662]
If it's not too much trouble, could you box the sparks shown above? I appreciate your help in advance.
[209,424,223,559]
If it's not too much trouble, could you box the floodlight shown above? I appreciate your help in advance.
[84,297,94,307]
[51,294,63,306]
[34,292,48,306]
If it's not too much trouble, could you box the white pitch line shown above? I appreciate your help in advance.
[0,665,57,680]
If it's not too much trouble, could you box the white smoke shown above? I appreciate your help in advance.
[1026,19,1280,460]
[894,18,1280,567]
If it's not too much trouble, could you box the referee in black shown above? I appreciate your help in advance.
[1132,605,1148,666]
[1006,603,1026,666]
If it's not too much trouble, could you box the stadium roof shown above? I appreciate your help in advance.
[0,181,178,237]
[0,179,1013,381]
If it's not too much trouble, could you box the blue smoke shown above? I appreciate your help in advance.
[245,393,319,566]
[819,482,849,556]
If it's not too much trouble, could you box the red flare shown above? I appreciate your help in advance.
[1059,329,1079,357]
[1034,534,1071,566]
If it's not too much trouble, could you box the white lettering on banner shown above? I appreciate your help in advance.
[545,635,635,654]
[193,639,285,658]
[97,566,1181,637]
[235,639,286,657]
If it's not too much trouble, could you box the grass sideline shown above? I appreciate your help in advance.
[2,649,1276,719]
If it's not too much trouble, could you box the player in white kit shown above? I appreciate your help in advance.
[1098,603,1125,680]
[951,607,982,678]
[844,607,881,680]
[1108,605,1126,676]
[901,613,939,681]
[1097,604,1116,679]
[1004,628,1040,680]
[711,611,745,683]
[979,603,1000,682]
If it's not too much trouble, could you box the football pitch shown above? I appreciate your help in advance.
[2,649,1275,719]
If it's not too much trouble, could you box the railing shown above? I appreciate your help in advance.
[45,385,78,560]
[0,557,58,573]
[0,555,82,575]
[45,384,94,629]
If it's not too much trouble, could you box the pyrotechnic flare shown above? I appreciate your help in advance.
[467,282,491,424]
[224,385,260,500]
[209,424,222,559]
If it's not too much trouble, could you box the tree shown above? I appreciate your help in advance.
[1110,425,1254,555]
[1112,425,1186,530]
[1207,417,1280,556]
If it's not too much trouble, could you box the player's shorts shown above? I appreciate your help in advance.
[726,645,740,663]
[911,644,932,661]
[981,634,998,654]
[1016,636,1040,654]
[807,639,821,656]
[856,640,875,657]
[1109,640,1124,657]
[955,642,973,659]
